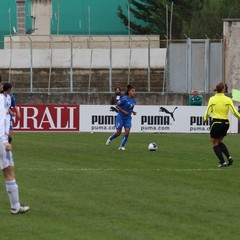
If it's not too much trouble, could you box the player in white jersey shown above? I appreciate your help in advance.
[0,83,29,214]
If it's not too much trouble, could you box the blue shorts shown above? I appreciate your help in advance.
[115,115,132,129]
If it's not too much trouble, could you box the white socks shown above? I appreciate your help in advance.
[6,180,20,209]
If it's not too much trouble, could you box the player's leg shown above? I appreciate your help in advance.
[218,122,233,166]
[106,116,123,145]
[219,141,233,166]
[119,119,132,150]
[119,127,130,150]
[211,138,226,167]
[1,144,29,214]
[210,121,226,167]
[3,166,20,210]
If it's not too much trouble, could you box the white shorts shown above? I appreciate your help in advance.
[0,141,14,170]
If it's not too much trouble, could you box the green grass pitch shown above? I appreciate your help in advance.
[0,132,240,240]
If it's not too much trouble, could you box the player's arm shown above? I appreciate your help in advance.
[132,107,137,115]
[116,105,128,115]
[14,106,21,118]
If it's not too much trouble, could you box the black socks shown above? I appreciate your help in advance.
[218,142,230,159]
[213,143,231,164]
[213,145,225,164]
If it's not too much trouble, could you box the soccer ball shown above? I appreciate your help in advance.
[148,142,158,151]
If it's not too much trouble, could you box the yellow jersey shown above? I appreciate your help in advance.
[204,93,240,121]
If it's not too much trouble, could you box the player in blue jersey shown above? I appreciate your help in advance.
[8,91,21,143]
[106,84,136,150]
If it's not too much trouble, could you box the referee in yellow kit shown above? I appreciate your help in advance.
[204,82,240,167]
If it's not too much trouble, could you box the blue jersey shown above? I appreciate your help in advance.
[116,95,136,118]
[8,93,16,122]
[115,95,136,130]
[9,93,16,108]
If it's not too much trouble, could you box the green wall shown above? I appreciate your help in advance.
[0,0,129,42]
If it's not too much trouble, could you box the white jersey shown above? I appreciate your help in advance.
[0,93,14,170]
[0,93,10,143]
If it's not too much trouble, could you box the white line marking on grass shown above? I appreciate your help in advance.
[18,168,237,172]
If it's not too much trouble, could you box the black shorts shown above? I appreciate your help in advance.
[210,119,229,139]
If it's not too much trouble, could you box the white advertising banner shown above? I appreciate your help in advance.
[80,105,239,133]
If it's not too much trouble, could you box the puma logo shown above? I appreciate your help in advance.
[159,107,178,121]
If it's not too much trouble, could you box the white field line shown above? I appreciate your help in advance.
[17,167,237,172]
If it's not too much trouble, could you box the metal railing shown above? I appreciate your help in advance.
[0,36,166,94]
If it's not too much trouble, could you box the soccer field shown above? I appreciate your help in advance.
[0,132,240,240]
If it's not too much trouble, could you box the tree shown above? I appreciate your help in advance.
[117,0,204,39]
[185,0,240,38]
[118,0,166,35]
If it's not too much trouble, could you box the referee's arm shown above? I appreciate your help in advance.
[228,100,240,118]
[204,103,213,122]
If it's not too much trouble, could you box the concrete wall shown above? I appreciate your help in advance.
[16,0,26,35]
[0,48,166,69]
[31,0,52,35]
[12,92,214,106]
[223,19,240,92]
[4,35,161,49]
[1,35,165,70]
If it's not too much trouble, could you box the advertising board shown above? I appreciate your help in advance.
[13,105,238,133]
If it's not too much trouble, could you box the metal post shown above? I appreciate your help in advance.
[147,36,151,92]
[48,35,53,95]
[108,36,112,92]
[57,0,60,34]
[220,38,224,84]
[169,2,173,42]
[204,38,210,93]
[128,3,130,36]
[88,45,93,94]
[8,36,13,83]
[186,38,192,93]
[128,35,132,84]
[28,36,33,93]
[8,8,12,35]
[88,5,91,36]
[69,36,73,93]
[162,35,170,94]
[166,5,169,48]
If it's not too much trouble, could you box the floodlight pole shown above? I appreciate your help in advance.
[8,8,12,35]
[170,1,173,42]
[57,0,60,34]
[128,4,130,36]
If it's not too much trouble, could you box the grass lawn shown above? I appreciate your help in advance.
[0,132,239,240]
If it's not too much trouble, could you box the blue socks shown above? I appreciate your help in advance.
[120,135,128,147]
[110,133,118,141]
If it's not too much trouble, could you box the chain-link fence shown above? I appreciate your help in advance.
[0,36,224,94]
[0,35,166,94]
